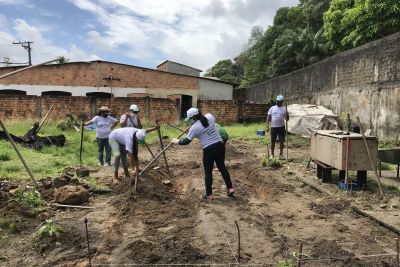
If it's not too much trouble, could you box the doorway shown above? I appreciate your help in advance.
[181,95,192,119]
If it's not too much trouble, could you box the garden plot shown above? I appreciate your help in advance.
[0,138,399,266]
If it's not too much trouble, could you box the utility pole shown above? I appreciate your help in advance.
[13,41,34,65]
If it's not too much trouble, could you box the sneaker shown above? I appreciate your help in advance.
[203,194,214,200]
[104,163,110,167]
[227,188,235,197]
[97,162,103,166]
[279,154,285,160]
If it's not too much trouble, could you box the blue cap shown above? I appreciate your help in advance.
[276,95,284,101]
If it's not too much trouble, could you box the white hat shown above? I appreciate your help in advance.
[129,104,139,112]
[136,129,146,141]
[276,95,284,101]
[185,108,199,122]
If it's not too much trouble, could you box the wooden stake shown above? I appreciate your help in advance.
[156,119,171,176]
[296,242,303,267]
[143,141,160,166]
[356,117,384,198]
[234,220,241,262]
[396,238,399,266]
[37,103,54,133]
[79,118,84,166]
[345,136,350,186]
[0,119,39,189]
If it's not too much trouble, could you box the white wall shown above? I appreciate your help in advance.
[0,84,146,97]
[198,79,233,100]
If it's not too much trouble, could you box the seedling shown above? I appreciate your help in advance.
[277,258,293,267]
[37,220,63,239]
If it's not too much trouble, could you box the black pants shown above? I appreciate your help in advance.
[203,142,233,196]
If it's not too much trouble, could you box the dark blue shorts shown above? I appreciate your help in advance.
[271,126,286,142]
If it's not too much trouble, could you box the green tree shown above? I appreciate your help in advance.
[324,0,400,51]
[204,59,238,83]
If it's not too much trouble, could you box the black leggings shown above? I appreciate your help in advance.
[203,142,233,196]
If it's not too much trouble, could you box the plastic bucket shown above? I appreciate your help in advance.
[256,130,265,136]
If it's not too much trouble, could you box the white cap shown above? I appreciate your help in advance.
[130,104,139,112]
[276,95,284,101]
[136,129,146,141]
[185,108,199,122]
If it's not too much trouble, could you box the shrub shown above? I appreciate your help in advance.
[0,153,11,161]
[37,220,63,239]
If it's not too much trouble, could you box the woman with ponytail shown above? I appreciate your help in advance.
[171,108,235,200]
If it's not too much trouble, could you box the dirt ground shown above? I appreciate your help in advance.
[1,139,399,266]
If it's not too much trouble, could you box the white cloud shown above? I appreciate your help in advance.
[0,17,99,65]
[70,0,299,71]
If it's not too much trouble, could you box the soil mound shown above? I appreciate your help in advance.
[54,185,89,205]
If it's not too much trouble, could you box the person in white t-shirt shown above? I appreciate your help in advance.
[109,125,159,183]
[266,95,289,160]
[171,108,235,200]
[84,106,118,166]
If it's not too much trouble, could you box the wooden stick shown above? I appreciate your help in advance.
[143,141,160,166]
[53,203,96,209]
[396,238,399,266]
[166,122,184,132]
[134,125,191,192]
[285,101,289,160]
[356,117,384,197]
[234,220,241,262]
[345,136,350,186]
[296,242,303,267]
[0,119,40,190]
[37,103,54,133]
[156,119,171,176]
[79,118,84,166]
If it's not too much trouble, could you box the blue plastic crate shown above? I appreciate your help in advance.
[338,180,360,191]
[256,130,265,136]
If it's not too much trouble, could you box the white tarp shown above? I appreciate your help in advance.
[287,104,339,138]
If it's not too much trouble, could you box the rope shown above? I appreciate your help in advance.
[91,195,130,264]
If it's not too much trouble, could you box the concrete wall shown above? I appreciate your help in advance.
[198,79,233,100]
[247,32,400,141]
[159,61,201,77]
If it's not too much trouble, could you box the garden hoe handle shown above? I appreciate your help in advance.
[156,119,171,176]
[356,117,384,198]
[285,101,289,160]
[0,119,40,190]
[133,124,191,193]
[79,118,84,166]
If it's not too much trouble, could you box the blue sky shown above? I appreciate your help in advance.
[0,0,298,72]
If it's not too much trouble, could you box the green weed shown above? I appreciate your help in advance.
[0,152,11,161]
[276,258,293,267]
[37,220,63,239]
[13,189,46,208]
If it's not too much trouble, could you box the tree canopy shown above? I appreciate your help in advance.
[207,0,400,87]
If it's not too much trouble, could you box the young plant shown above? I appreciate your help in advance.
[37,220,63,239]
[276,258,293,267]
[13,188,46,208]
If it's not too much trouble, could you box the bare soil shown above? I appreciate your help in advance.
[0,139,399,266]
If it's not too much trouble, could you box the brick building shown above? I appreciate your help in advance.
[0,60,235,117]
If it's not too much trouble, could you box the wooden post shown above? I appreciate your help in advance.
[296,242,303,267]
[0,119,39,189]
[345,136,350,186]
[356,117,384,197]
[156,119,171,176]
[396,238,399,266]
[80,118,84,166]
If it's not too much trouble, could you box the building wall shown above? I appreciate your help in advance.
[246,32,400,141]
[198,79,233,100]
[0,95,267,124]
[0,61,198,90]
